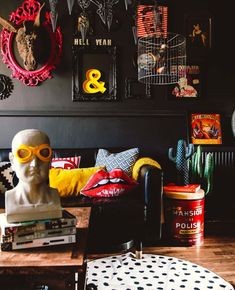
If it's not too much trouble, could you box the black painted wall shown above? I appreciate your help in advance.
[0,0,234,110]
[0,0,234,189]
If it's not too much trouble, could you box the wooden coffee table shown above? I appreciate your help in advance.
[0,207,91,290]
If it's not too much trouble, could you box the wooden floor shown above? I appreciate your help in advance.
[87,221,235,288]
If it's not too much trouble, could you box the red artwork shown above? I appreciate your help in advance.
[171,65,200,98]
[0,0,62,86]
[190,113,222,144]
[137,5,168,38]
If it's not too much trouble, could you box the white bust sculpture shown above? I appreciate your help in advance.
[5,129,62,223]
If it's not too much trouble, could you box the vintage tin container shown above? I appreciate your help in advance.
[164,189,205,246]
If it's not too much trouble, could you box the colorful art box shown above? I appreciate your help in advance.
[189,113,222,145]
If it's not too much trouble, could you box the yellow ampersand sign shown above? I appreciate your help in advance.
[83,69,107,94]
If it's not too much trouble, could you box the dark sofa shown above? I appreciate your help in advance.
[0,148,163,253]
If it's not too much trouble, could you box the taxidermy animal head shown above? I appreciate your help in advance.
[0,3,44,71]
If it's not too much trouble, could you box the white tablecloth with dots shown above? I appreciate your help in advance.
[86,252,233,290]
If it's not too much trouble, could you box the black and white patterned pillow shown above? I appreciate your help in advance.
[95,148,139,177]
[0,162,14,194]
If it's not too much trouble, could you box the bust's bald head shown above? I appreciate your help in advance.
[10,129,51,185]
[12,129,50,152]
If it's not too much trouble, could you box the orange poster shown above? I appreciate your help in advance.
[190,113,222,144]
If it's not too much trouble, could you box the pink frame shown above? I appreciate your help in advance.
[0,0,62,86]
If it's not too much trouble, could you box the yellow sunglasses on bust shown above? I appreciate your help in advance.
[15,144,52,163]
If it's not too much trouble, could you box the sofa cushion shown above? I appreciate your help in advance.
[51,156,81,169]
[80,168,138,197]
[0,162,14,194]
[49,166,105,197]
[95,148,139,176]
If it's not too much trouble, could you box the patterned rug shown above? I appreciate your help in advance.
[86,252,233,290]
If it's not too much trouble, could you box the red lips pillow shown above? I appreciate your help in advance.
[80,168,138,197]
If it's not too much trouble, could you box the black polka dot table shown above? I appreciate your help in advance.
[86,253,233,290]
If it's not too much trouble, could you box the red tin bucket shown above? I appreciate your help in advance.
[164,189,205,246]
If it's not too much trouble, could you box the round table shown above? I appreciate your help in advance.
[87,252,233,290]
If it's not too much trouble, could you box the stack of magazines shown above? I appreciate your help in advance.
[0,210,77,251]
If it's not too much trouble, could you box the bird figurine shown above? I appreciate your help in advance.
[77,12,90,43]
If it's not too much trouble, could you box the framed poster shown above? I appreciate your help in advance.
[72,46,117,101]
[188,113,222,145]
[137,5,168,38]
[184,13,212,50]
[168,65,200,99]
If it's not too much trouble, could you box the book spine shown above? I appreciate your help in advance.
[1,234,76,251]
[1,226,77,243]
[164,188,195,193]
[163,186,200,193]
[3,217,77,236]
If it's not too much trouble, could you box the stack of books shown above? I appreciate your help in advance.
[163,183,201,194]
[0,210,77,251]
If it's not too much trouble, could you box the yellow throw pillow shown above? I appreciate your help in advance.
[132,157,161,181]
[49,166,105,197]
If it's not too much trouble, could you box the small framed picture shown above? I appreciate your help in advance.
[188,113,222,145]
[168,65,200,99]
[184,13,212,51]
[125,78,151,100]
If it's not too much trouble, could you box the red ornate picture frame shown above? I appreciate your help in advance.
[0,0,62,86]
[188,113,222,145]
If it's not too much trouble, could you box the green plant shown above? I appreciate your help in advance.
[189,145,214,195]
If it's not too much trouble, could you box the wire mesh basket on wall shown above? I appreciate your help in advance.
[138,33,186,85]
